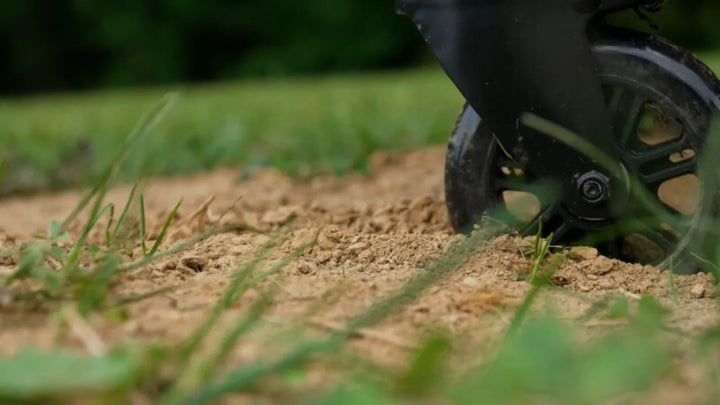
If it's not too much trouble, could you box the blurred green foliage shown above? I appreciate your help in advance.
[0,0,422,94]
[2,48,719,196]
[1,0,718,94]
[613,0,720,49]
[0,68,463,195]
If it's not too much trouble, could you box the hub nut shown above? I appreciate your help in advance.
[577,171,611,205]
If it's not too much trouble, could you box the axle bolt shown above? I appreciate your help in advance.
[582,180,604,201]
[577,171,610,205]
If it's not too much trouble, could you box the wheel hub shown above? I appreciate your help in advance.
[577,171,611,205]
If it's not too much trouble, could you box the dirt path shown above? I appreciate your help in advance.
[0,147,718,401]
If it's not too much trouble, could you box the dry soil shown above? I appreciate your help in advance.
[0,147,717,403]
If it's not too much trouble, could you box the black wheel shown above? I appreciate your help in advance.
[444,29,720,272]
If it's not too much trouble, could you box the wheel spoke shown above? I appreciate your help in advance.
[480,83,703,266]
[617,94,647,147]
[551,221,574,242]
[495,178,549,194]
[494,177,528,192]
[494,178,509,192]
[494,178,521,193]
[641,159,696,185]
[497,157,521,168]
[656,201,685,218]
[628,137,691,164]
[625,195,694,241]
[495,158,528,193]
[627,219,676,254]
[521,205,568,238]
[628,186,685,217]
[606,86,626,116]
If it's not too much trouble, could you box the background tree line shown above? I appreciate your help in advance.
[1,0,718,95]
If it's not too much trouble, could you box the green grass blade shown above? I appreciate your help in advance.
[196,299,269,383]
[691,253,720,275]
[177,235,282,365]
[534,216,543,260]
[119,224,256,274]
[103,204,115,248]
[158,237,285,404]
[669,257,680,306]
[176,245,311,396]
[228,242,310,303]
[149,199,183,256]
[61,93,178,231]
[521,113,623,179]
[108,286,178,308]
[182,341,330,405]
[65,202,113,268]
[346,227,497,334]
[110,183,139,244]
[529,233,553,285]
[180,229,494,403]
[139,194,147,258]
[520,113,678,232]
[504,286,542,339]
[182,227,500,404]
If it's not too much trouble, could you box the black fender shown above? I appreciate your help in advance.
[445,27,720,235]
[396,0,615,154]
[397,0,624,218]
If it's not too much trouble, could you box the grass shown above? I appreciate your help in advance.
[2,56,720,197]
[0,68,462,196]
[2,56,720,403]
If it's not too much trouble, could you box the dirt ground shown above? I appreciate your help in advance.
[0,147,718,402]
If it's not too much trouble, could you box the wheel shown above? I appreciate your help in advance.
[444,28,720,272]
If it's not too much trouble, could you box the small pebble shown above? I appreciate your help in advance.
[462,277,480,288]
[585,258,615,276]
[568,246,599,261]
[358,249,375,263]
[348,242,369,252]
[691,284,706,299]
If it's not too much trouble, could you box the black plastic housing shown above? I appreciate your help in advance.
[396,0,647,217]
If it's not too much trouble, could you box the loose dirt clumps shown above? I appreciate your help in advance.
[0,147,718,362]
[556,254,716,298]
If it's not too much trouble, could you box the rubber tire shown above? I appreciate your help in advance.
[444,28,720,266]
